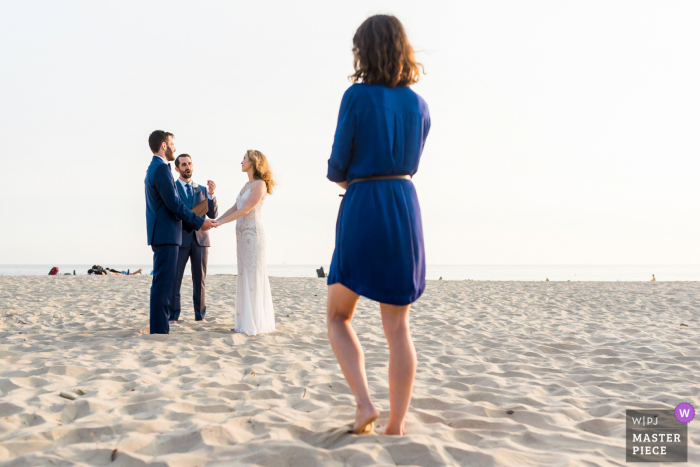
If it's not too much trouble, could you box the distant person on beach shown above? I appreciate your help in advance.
[216,150,275,336]
[145,130,218,335]
[168,153,218,323]
[325,15,430,435]
[651,274,656,281]
[88,266,144,275]
[108,268,143,275]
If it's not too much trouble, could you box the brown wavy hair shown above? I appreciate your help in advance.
[350,15,423,88]
[246,149,275,195]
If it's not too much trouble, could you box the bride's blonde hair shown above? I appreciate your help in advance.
[246,149,275,195]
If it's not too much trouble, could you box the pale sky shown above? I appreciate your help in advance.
[2,1,698,265]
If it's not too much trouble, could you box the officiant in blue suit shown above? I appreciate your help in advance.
[145,131,217,335]
[169,153,218,322]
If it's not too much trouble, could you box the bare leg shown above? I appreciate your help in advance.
[380,303,416,435]
[327,283,379,433]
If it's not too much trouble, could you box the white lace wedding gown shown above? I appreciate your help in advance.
[235,182,275,335]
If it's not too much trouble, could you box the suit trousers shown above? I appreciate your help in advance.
[150,244,179,334]
[169,240,208,321]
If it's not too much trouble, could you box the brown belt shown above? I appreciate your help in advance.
[348,175,411,186]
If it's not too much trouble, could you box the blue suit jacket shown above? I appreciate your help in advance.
[145,156,205,246]
[176,181,218,248]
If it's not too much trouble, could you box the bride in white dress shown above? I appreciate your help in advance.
[216,150,275,335]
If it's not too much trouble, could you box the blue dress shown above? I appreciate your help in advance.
[327,83,431,305]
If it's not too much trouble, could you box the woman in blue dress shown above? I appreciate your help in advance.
[326,15,430,436]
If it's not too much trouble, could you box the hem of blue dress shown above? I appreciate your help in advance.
[327,275,425,306]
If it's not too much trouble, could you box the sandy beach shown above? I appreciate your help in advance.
[0,276,698,466]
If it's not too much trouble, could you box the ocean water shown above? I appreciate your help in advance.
[0,264,697,281]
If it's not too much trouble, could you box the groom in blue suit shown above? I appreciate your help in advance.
[145,130,217,334]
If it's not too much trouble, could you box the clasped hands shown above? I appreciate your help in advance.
[200,218,218,232]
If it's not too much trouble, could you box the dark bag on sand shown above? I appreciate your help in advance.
[88,265,106,275]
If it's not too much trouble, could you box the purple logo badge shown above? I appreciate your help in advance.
[675,403,695,424]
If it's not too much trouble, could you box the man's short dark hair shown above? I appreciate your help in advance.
[149,130,174,153]
[175,154,192,169]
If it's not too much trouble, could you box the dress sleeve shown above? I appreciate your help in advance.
[420,105,431,154]
[327,88,356,182]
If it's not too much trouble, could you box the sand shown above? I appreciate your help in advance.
[0,276,698,466]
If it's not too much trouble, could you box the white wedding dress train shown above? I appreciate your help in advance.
[235,182,275,335]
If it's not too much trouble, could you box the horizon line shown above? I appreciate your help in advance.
[2,264,698,267]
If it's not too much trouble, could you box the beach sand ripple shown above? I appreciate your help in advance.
[0,276,698,466]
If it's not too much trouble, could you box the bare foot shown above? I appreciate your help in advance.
[383,422,405,436]
[349,422,374,435]
[352,404,379,434]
